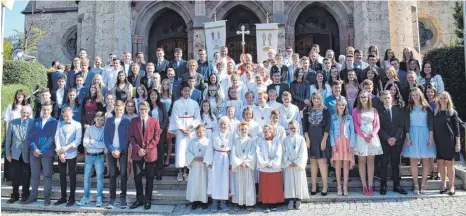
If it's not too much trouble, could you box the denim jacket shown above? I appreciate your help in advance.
[329,114,356,148]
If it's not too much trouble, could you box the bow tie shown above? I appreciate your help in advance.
[265,136,274,141]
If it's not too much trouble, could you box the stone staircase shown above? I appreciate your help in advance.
[1,154,464,205]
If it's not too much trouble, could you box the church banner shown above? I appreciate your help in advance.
[204,20,226,61]
[255,23,278,63]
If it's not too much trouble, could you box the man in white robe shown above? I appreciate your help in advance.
[270,110,286,142]
[204,117,235,212]
[168,83,201,181]
[185,125,209,209]
[231,122,256,210]
[279,92,302,135]
[253,91,272,128]
[282,120,309,210]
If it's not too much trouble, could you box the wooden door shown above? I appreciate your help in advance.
[157,38,188,61]
[226,36,257,62]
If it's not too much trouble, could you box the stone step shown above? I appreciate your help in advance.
[53,161,423,177]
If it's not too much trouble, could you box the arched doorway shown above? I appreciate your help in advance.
[294,3,340,57]
[148,9,188,62]
[224,5,260,62]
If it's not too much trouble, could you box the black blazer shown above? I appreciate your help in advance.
[154,59,170,78]
[128,73,143,88]
[168,59,187,81]
[378,106,405,144]
[267,83,290,103]
[270,65,289,84]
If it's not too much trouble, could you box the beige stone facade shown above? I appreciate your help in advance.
[22,0,457,65]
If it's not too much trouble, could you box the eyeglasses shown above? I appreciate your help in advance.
[140,108,149,111]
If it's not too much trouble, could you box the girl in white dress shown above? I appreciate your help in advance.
[200,100,217,139]
[351,90,383,196]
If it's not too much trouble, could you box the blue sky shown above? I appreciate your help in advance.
[4,0,28,38]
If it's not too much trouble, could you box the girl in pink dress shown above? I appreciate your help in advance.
[330,98,355,196]
[343,70,359,111]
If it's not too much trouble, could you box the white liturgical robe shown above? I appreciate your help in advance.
[185,137,209,203]
[256,136,282,173]
[231,136,256,206]
[253,104,272,128]
[282,134,310,199]
[168,97,201,168]
[278,104,302,135]
[204,130,236,200]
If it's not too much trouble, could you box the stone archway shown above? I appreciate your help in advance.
[209,1,267,24]
[132,1,194,60]
[285,1,353,54]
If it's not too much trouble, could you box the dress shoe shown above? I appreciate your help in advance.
[44,199,51,206]
[7,197,19,204]
[20,196,29,203]
[393,186,408,195]
[66,200,75,207]
[156,176,162,180]
[144,202,151,210]
[22,198,37,205]
[191,201,200,210]
[54,198,67,205]
[201,203,209,209]
[380,185,387,195]
[130,201,144,209]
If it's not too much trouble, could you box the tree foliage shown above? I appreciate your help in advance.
[13,27,46,54]
[3,39,13,60]
[453,1,464,44]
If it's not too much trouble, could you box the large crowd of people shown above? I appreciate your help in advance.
[3,44,463,212]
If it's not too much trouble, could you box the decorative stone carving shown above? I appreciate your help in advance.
[61,25,78,60]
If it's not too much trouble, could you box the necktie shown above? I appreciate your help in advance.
[157,61,161,69]
[386,108,392,121]
[148,78,152,88]
[142,119,146,137]
[21,120,27,131]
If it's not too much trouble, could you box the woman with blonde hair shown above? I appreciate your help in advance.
[433,91,460,195]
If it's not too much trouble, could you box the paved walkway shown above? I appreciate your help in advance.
[3,196,466,216]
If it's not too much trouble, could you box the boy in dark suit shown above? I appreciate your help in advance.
[267,71,289,103]
[378,90,407,195]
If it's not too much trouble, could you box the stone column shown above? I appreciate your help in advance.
[388,0,416,58]
[132,35,144,60]
[77,1,97,58]
[273,0,286,54]
[192,0,207,60]
[353,1,391,59]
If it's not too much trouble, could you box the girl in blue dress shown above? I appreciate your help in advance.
[402,87,435,194]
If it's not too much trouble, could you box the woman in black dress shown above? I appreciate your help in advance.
[433,91,460,195]
[303,92,330,196]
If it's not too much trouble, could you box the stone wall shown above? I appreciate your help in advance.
[24,11,78,65]
[35,1,77,9]
[388,0,416,58]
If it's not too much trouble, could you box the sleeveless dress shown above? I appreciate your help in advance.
[402,106,436,158]
[346,84,359,110]
[353,110,383,156]
[332,121,355,167]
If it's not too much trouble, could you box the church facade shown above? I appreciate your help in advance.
[22,1,458,65]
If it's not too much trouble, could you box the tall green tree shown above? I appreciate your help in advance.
[14,27,46,54]
[3,39,13,60]
[453,1,464,44]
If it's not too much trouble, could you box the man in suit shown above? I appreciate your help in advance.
[354,49,369,70]
[135,52,147,73]
[267,71,290,103]
[197,49,214,82]
[129,101,161,210]
[104,100,131,209]
[362,55,385,83]
[154,48,170,78]
[50,65,67,92]
[378,91,408,195]
[168,48,187,81]
[270,54,289,84]
[5,106,34,204]
[391,58,407,88]
[121,51,133,76]
[33,88,57,119]
[77,58,95,90]
[167,68,181,101]
[187,76,203,105]
[340,55,363,83]
[141,62,154,90]
[23,101,59,206]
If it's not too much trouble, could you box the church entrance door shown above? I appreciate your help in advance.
[224,5,260,62]
[295,3,340,58]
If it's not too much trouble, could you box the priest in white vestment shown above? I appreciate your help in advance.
[168,83,201,181]
[231,122,256,210]
[282,120,309,210]
[185,125,209,209]
[203,117,235,212]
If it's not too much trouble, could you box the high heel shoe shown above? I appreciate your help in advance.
[343,187,349,196]
[449,187,456,196]
[337,187,342,196]
[413,185,419,195]
[368,186,374,196]
[420,185,426,194]
[362,186,369,196]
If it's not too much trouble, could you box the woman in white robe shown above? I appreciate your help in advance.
[203,117,235,212]
[200,100,218,139]
[231,122,256,210]
[282,120,309,210]
[185,125,209,209]
[168,84,201,181]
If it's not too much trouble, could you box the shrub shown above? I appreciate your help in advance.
[3,60,47,90]
[424,46,466,119]
[1,84,31,156]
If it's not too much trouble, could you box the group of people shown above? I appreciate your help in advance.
[3,44,463,212]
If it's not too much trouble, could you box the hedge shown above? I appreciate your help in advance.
[1,84,31,156]
[3,60,47,91]
[424,46,466,119]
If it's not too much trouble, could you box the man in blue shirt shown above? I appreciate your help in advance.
[197,49,214,82]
